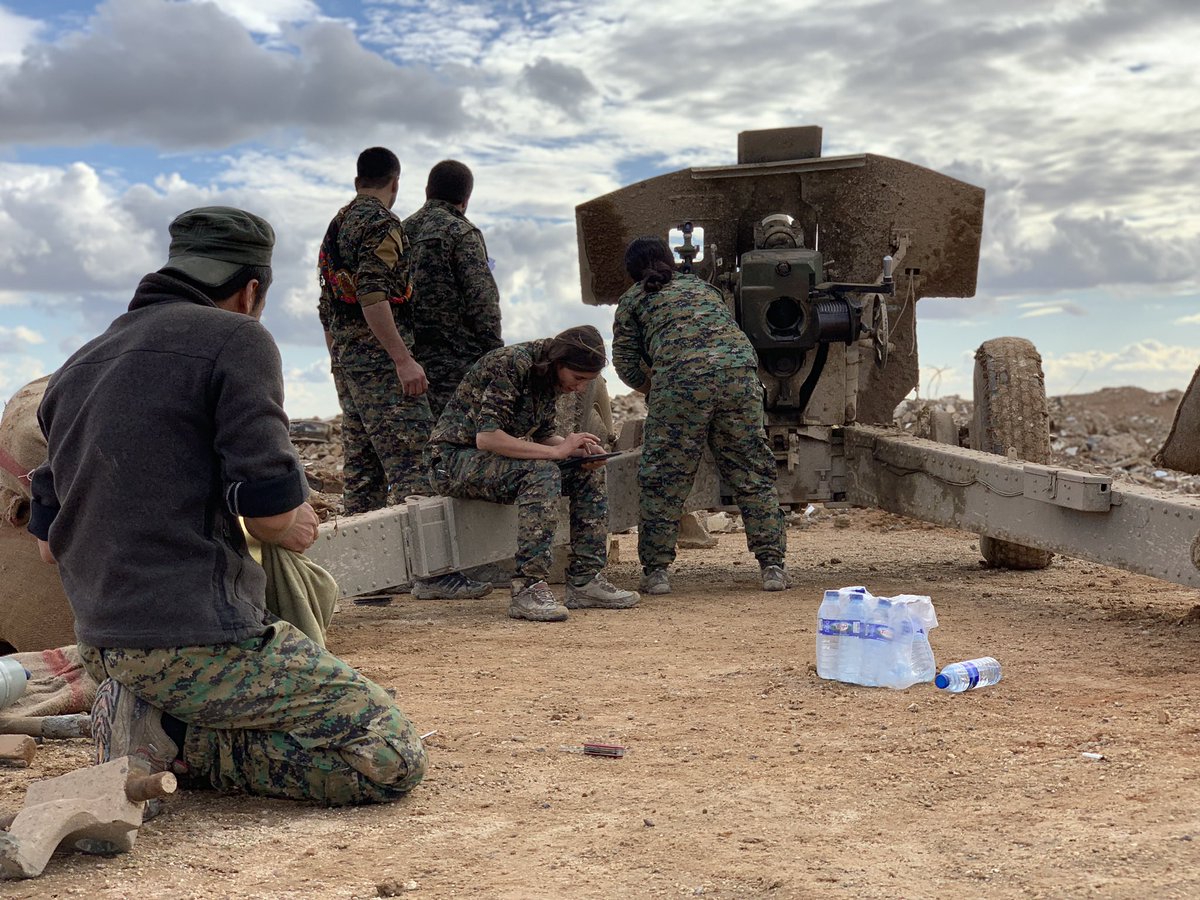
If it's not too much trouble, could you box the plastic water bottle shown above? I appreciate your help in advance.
[815,589,844,680]
[910,623,936,684]
[861,596,894,687]
[816,587,868,682]
[935,657,1002,692]
[891,594,937,687]
[840,589,868,684]
[0,657,30,710]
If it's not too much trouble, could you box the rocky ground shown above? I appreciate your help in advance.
[5,385,1198,898]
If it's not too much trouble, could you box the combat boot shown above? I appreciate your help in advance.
[412,571,493,600]
[639,568,671,595]
[508,580,569,622]
[761,564,791,591]
[92,677,179,772]
[565,573,640,609]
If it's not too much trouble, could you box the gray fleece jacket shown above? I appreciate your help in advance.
[29,272,306,649]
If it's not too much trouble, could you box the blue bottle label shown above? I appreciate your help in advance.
[863,623,893,642]
[963,660,980,688]
[819,618,854,636]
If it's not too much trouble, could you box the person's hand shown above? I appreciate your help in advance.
[275,503,320,553]
[394,357,428,397]
[556,432,603,460]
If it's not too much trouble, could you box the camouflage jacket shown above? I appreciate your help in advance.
[612,273,757,390]
[318,193,414,371]
[428,341,557,450]
[402,199,502,367]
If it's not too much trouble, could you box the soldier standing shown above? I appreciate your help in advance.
[425,326,640,622]
[319,147,489,600]
[403,160,503,416]
[612,236,790,596]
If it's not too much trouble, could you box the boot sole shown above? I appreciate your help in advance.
[507,606,569,622]
[564,595,640,610]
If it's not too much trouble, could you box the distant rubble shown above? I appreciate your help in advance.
[292,385,1194,521]
[894,386,1196,494]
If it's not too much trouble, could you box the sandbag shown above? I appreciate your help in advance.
[0,524,76,653]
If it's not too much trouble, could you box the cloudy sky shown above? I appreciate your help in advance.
[1,0,1198,417]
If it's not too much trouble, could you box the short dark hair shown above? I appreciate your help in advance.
[624,236,676,292]
[174,264,272,309]
[357,147,400,189]
[426,160,474,205]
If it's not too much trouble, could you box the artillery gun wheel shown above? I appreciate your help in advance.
[970,337,1054,570]
[580,376,615,446]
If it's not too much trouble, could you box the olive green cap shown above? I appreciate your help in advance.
[162,206,275,286]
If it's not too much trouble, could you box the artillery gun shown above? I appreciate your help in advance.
[569,124,1200,582]
[299,126,1200,595]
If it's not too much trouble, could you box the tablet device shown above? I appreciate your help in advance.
[557,450,626,468]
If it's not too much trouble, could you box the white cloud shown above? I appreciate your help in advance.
[0,162,159,294]
[282,357,337,418]
[1175,313,1200,326]
[1042,339,1200,393]
[194,0,321,34]
[0,356,50,407]
[0,6,41,66]
[0,0,466,148]
[0,325,44,352]
[1017,300,1087,319]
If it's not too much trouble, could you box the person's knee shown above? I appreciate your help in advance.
[337,724,428,803]
[519,460,560,501]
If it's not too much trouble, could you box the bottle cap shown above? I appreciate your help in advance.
[934,673,950,689]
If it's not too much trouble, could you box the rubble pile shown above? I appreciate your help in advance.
[894,386,1200,494]
[290,417,346,520]
[289,385,1199,522]
[609,391,647,433]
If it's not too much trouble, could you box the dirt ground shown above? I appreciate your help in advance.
[3,506,1199,899]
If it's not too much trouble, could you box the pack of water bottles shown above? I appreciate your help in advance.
[816,586,938,689]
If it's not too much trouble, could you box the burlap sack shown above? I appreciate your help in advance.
[0,375,49,527]
[0,524,76,653]
[0,376,74,653]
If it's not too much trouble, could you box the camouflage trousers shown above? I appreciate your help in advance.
[333,364,433,514]
[78,620,427,805]
[639,366,785,572]
[427,446,607,584]
[417,353,475,421]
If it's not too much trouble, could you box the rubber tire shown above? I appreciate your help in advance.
[970,337,1054,570]
[580,376,615,445]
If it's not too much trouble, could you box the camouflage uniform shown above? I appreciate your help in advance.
[403,199,503,417]
[612,273,785,572]
[79,620,426,805]
[319,194,433,513]
[425,342,607,584]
